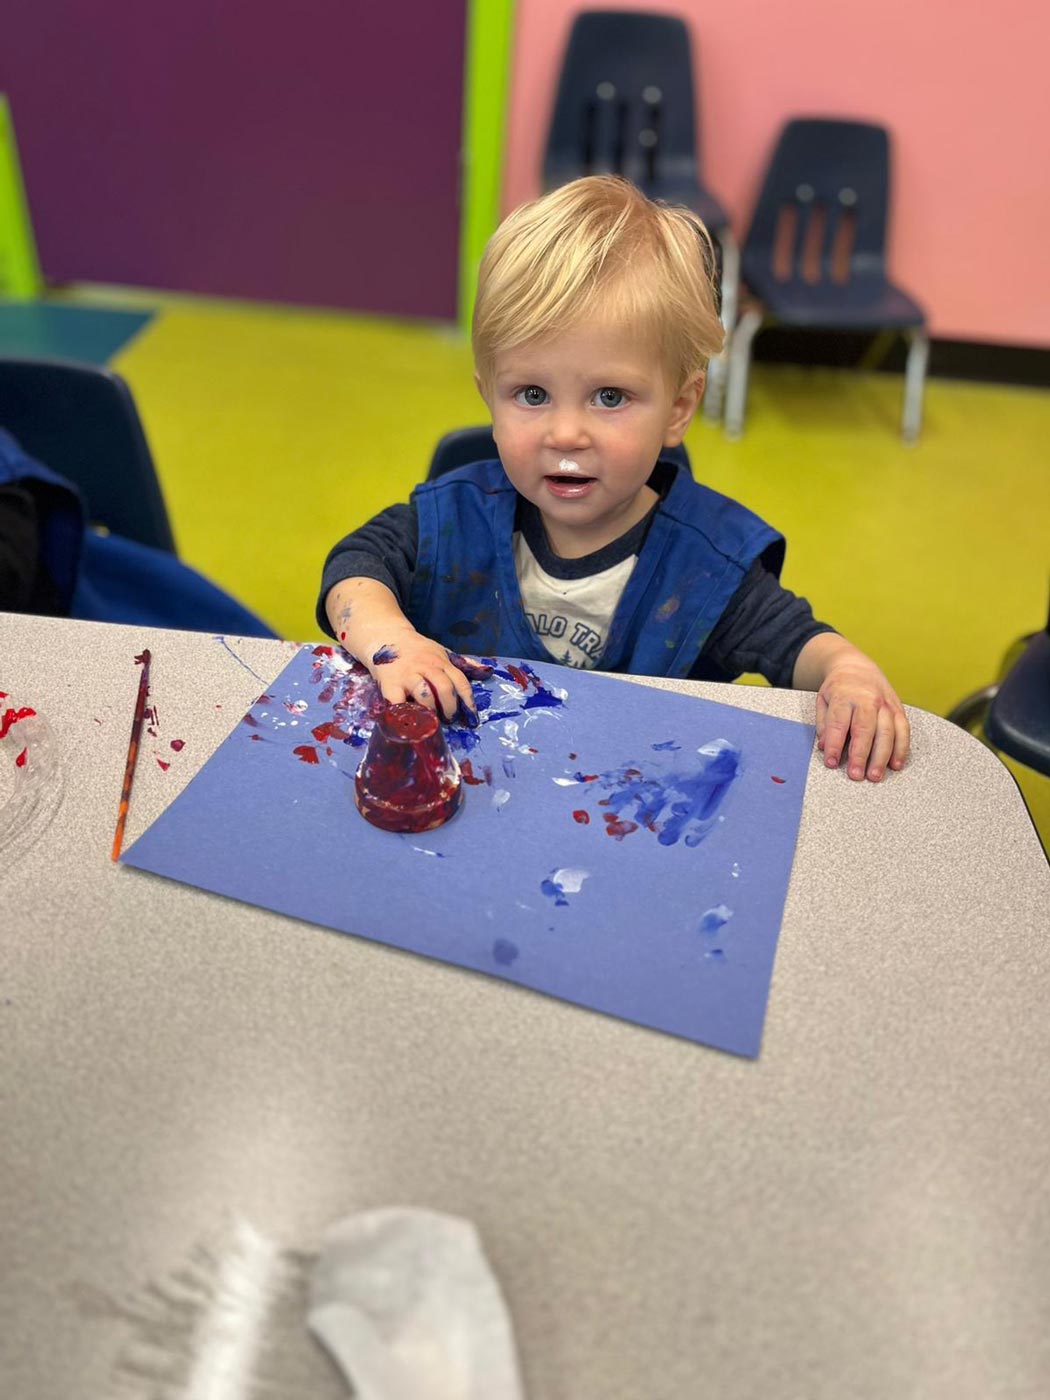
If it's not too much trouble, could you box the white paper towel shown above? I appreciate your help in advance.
[308,1207,526,1400]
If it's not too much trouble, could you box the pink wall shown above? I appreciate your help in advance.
[504,0,1050,346]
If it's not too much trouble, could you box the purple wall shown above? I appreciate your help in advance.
[3,1,467,318]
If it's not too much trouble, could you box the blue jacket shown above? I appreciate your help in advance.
[0,428,274,636]
[409,459,784,678]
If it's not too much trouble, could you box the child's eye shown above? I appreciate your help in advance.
[595,387,626,408]
[515,385,548,407]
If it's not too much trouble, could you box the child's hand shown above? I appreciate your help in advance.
[794,634,910,782]
[325,577,483,724]
[367,629,480,723]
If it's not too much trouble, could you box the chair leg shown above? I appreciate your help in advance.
[901,329,929,443]
[723,308,763,440]
[703,228,740,423]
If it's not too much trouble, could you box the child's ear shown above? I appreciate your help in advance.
[663,373,705,446]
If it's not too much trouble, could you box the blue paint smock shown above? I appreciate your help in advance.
[408,458,784,679]
[0,429,274,635]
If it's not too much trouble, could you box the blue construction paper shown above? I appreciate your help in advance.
[123,645,815,1056]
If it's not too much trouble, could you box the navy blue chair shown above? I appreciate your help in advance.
[0,356,176,552]
[948,584,1050,781]
[428,425,692,481]
[724,119,928,441]
[543,10,736,418]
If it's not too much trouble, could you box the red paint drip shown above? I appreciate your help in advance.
[15,748,27,768]
[0,706,36,740]
[507,663,530,690]
[293,744,320,765]
[170,739,185,752]
[578,773,599,783]
[460,758,486,786]
[0,691,7,699]
[771,775,786,784]
[603,812,638,840]
[156,758,170,771]
[249,734,263,741]
[312,645,335,657]
[312,720,350,744]
[572,809,589,824]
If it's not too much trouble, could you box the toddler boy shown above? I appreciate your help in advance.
[318,177,908,782]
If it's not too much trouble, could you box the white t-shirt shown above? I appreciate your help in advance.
[512,501,655,669]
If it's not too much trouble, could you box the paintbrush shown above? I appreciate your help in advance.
[111,648,151,862]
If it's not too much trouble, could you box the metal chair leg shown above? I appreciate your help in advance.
[703,228,739,423]
[723,308,763,440]
[901,329,929,443]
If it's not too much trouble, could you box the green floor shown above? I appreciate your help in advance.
[35,288,1050,851]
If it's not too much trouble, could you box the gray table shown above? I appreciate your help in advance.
[2,613,1048,1400]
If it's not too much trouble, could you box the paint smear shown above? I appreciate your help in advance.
[541,867,590,907]
[699,904,733,936]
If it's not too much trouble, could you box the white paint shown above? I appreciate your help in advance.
[551,867,589,894]
[492,789,511,809]
[557,457,583,473]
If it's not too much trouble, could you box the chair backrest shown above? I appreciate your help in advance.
[543,10,701,190]
[427,425,692,481]
[742,118,891,291]
[0,356,176,553]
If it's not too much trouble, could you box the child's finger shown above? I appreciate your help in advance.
[865,706,898,782]
[416,669,460,721]
[445,663,479,719]
[447,651,494,682]
[889,708,910,770]
[815,691,829,751]
[845,706,877,780]
[820,699,854,769]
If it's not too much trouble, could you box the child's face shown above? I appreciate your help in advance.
[478,320,701,557]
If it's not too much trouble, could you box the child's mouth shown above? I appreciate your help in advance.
[544,472,596,498]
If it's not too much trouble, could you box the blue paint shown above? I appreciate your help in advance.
[502,756,516,780]
[541,876,569,907]
[589,740,741,847]
[493,938,519,966]
[372,645,399,665]
[698,904,733,936]
[704,948,726,963]
[652,740,681,751]
[214,635,269,685]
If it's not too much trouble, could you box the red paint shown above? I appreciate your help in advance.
[568,752,577,760]
[460,758,486,786]
[156,758,170,771]
[577,773,598,783]
[170,738,185,751]
[15,748,27,768]
[507,663,530,690]
[0,706,36,740]
[0,691,6,699]
[339,631,347,641]
[771,775,786,784]
[355,701,462,833]
[312,720,350,744]
[250,733,263,741]
[572,809,589,824]
[293,744,320,764]
[312,645,335,657]
[603,812,638,840]
[526,746,538,754]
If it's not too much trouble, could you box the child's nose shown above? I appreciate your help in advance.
[545,410,589,450]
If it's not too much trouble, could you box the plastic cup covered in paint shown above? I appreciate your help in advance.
[355,702,462,833]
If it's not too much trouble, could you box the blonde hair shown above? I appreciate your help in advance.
[472,175,723,392]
